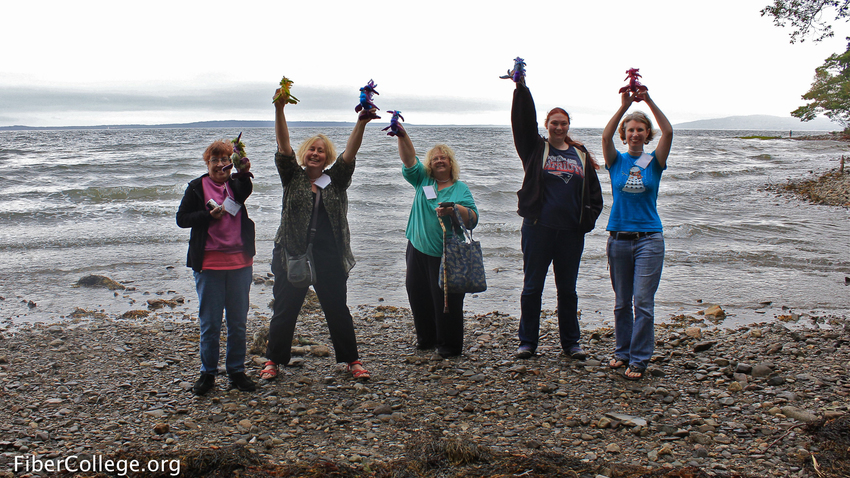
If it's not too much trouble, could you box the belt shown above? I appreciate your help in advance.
[610,231,657,240]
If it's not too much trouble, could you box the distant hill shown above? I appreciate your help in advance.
[3,115,843,132]
[674,115,840,131]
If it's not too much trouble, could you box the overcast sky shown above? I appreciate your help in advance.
[2,0,847,127]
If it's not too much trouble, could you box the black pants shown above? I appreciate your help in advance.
[266,242,359,365]
[405,241,465,355]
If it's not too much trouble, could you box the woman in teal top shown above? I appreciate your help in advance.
[601,88,673,381]
[393,123,478,358]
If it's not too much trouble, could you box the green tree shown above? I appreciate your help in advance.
[793,41,850,129]
[762,0,850,43]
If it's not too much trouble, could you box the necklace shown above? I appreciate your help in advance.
[435,178,451,184]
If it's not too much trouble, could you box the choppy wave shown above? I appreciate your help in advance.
[1,127,848,325]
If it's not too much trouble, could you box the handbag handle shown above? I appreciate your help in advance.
[451,206,475,244]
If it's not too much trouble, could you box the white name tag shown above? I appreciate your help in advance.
[313,174,331,189]
[223,196,241,216]
[423,185,437,200]
[635,153,653,169]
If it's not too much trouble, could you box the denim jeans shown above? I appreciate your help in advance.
[606,233,664,369]
[518,221,585,352]
[193,266,253,375]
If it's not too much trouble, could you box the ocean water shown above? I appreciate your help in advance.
[1,127,848,330]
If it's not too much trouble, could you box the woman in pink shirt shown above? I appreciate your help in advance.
[177,140,257,396]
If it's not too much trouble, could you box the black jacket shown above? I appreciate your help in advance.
[176,174,256,272]
[511,83,603,233]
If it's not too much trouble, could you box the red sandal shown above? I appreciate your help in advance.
[348,360,370,380]
[259,361,278,380]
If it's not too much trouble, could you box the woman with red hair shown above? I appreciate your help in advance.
[509,72,603,360]
[177,140,256,396]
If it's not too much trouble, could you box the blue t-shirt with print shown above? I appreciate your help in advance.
[606,150,665,232]
[538,145,584,230]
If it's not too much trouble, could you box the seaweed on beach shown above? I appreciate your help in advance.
[805,414,850,477]
[372,432,603,477]
[54,441,771,478]
[385,432,492,476]
[105,445,265,477]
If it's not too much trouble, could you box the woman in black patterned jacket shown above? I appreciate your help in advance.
[260,86,375,381]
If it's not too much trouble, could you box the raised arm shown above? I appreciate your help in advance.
[601,91,634,168]
[340,109,376,164]
[511,82,541,164]
[395,124,416,168]
[640,91,673,169]
[273,89,293,155]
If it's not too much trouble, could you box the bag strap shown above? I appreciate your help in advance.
[438,210,450,313]
[541,141,549,170]
[306,189,322,246]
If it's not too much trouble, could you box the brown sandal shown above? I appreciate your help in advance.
[259,361,278,380]
[348,360,370,380]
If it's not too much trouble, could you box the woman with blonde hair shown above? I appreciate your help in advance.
[392,124,479,358]
[261,87,374,381]
[601,87,673,380]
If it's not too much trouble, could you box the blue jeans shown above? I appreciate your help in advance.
[193,266,253,375]
[518,221,585,352]
[606,233,664,369]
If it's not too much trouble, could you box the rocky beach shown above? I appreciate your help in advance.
[1,155,848,478]
[1,289,848,477]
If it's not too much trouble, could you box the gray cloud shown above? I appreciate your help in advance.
[0,83,506,121]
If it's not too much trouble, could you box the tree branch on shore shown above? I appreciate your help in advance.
[762,0,850,43]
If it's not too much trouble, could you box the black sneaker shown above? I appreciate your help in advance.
[437,347,461,358]
[567,346,587,360]
[515,345,535,359]
[228,372,256,392]
[192,373,215,396]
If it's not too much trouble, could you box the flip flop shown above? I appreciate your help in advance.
[624,365,646,381]
[259,361,278,380]
[609,357,626,369]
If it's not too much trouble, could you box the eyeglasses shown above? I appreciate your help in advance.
[208,157,232,165]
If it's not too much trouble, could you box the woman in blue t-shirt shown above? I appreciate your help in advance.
[601,88,673,380]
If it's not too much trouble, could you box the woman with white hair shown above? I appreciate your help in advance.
[393,123,479,358]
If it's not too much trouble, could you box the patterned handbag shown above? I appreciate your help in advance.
[439,207,487,298]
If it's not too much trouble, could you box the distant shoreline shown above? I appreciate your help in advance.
[0,121,518,131]
[0,123,841,133]
[0,115,842,132]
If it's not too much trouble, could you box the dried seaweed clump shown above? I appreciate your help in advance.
[805,414,850,478]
